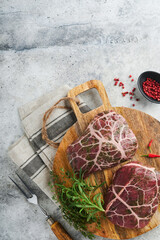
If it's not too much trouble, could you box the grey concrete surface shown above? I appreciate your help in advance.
[0,1,160,240]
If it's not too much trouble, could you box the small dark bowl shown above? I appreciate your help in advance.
[137,71,160,104]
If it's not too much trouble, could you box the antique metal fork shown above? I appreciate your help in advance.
[9,173,72,240]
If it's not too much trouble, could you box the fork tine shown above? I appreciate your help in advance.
[16,172,33,196]
[9,176,29,198]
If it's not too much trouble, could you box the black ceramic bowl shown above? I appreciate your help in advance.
[137,71,160,104]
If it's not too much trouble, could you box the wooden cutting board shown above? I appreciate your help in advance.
[53,80,160,239]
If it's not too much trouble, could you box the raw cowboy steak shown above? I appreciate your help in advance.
[105,162,160,229]
[67,111,138,177]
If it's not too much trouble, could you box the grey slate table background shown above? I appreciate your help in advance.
[1,1,160,240]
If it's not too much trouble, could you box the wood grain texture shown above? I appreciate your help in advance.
[53,80,160,239]
[51,222,73,240]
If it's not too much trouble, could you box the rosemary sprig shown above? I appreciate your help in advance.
[49,169,105,239]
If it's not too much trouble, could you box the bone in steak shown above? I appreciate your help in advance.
[67,111,138,177]
[105,162,160,229]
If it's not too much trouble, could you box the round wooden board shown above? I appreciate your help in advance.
[53,80,160,239]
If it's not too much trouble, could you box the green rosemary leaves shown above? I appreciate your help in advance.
[49,169,105,239]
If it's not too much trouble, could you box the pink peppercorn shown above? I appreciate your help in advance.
[132,88,136,92]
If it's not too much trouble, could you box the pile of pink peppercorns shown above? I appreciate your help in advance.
[114,75,140,107]
[143,78,160,101]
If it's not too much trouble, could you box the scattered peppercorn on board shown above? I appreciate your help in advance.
[53,80,160,239]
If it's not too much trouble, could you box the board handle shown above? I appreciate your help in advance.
[67,80,112,132]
